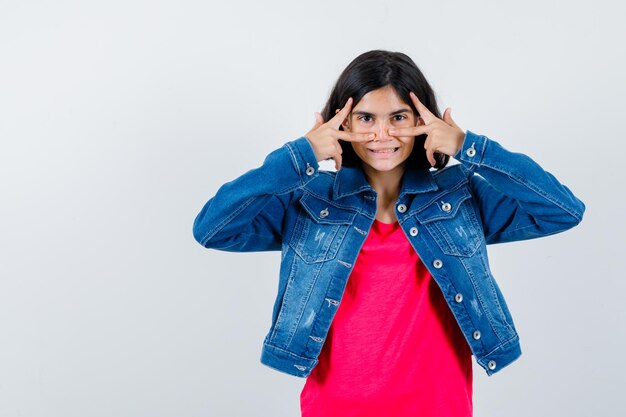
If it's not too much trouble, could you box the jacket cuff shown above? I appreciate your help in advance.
[285,136,321,184]
[454,130,488,169]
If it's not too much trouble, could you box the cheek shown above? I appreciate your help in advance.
[402,138,415,153]
[351,142,366,153]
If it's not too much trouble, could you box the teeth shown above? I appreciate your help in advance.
[370,148,398,153]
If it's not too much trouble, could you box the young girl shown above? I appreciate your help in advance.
[193,50,585,416]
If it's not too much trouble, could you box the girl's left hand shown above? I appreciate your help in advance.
[389,91,466,166]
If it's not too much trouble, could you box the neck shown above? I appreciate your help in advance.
[361,162,406,203]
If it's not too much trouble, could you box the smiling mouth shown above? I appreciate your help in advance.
[368,147,399,154]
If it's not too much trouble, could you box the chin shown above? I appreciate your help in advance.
[362,159,406,173]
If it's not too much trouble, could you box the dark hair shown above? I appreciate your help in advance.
[321,50,449,169]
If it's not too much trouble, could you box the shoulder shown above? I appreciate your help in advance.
[302,169,338,199]
[432,161,471,190]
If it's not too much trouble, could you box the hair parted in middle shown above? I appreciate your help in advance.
[321,50,449,170]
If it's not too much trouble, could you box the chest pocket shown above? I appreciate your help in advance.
[289,193,357,264]
[415,186,483,257]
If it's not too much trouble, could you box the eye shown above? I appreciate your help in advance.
[393,114,408,122]
[357,115,373,123]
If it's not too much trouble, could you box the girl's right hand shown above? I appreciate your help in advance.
[304,97,374,170]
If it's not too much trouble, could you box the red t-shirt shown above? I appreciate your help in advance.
[300,219,473,417]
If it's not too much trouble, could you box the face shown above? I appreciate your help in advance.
[342,85,418,175]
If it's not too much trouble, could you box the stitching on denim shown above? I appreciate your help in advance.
[353,226,367,235]
[285,142,304,185]
[482,333,519,358]
[409,181,469,218]
[480,152,583,222]
[284,261,324,349]
[431,204,481,257]
[459,256,507,341]
[270,254,299,343]
[200,195,257,245]
[304,190,361,212]
[263,342,315,361]
[324,297,339,307]
[337,260,352,268]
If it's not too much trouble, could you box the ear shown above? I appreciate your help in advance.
[337,108,351,131]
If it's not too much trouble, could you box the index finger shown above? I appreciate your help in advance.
[328,97,353,129]
[409,92,436,124]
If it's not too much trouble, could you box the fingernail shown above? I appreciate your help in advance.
[389,128,396,134]
[368,133,375,139]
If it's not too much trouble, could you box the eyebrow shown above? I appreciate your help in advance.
[352,108,413,117]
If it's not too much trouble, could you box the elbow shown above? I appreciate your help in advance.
[569,197,586,227]
[192,213,210,247]
[556,197,586,233]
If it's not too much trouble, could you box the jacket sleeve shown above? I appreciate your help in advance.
[192,136,320,252]
[454,130,585,245]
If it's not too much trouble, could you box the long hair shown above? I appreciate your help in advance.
[321,50,449,169]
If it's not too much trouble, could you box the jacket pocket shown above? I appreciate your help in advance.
[416,186,483,257]
[288,193,357,263]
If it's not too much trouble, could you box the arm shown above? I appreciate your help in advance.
[193,98,372,252]
[455,130,586,244]
[192,137,319,252]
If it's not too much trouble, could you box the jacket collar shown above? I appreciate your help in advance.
[332,164,438,199]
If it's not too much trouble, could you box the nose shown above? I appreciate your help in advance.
[373,120,393,142]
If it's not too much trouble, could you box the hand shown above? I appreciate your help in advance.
[305,97,375,170]
[389,91,465,166]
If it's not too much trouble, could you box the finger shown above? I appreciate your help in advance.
[334,152,342,171]
[312,112,325,129]
[426,147,436,167]
[442,107,460,129]
[336,131,375,142]
[328,97,353,129]
[409,92,436,124]
[388,125,431,137]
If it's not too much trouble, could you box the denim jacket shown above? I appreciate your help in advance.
[192,130,585,378]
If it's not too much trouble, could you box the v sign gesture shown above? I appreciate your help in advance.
[389,91,466,166]
[305,97,374,171]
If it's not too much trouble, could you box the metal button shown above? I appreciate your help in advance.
[319,208,329,218]
[454,293,463,303]
[441,202,452,212]
[305,165,315,176]
[409,227,418,236]
[397,204,407,213]
[433,259,443,269]
[466,146,476,157]
[473,330,481,340]
[487,360,497,370]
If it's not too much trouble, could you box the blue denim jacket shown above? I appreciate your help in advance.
[193,130,585,377]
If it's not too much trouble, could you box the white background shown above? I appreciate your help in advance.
[1,1,624,416]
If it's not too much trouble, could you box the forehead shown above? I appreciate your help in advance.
[353,86,412,113]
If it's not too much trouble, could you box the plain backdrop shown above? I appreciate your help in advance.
[1,1,624,416]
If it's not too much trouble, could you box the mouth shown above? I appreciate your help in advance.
[368,147,400,154]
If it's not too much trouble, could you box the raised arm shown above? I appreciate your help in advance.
[192,137,319,252]
[388,92,585,244]
[193,99,373,252]
[455,130,585,244]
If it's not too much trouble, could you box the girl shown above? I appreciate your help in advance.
[193,50,585,416]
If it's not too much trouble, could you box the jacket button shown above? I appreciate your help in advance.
[466,146,476,157]
[409,227,418,236]
[454,293,463,303]
[397,203,407,213]
[441,202,452,212]
[305,165,315,176]
[473,330,481,340]
[433,259,443,269]
[487,360,497,370]
[319,208,329,218]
